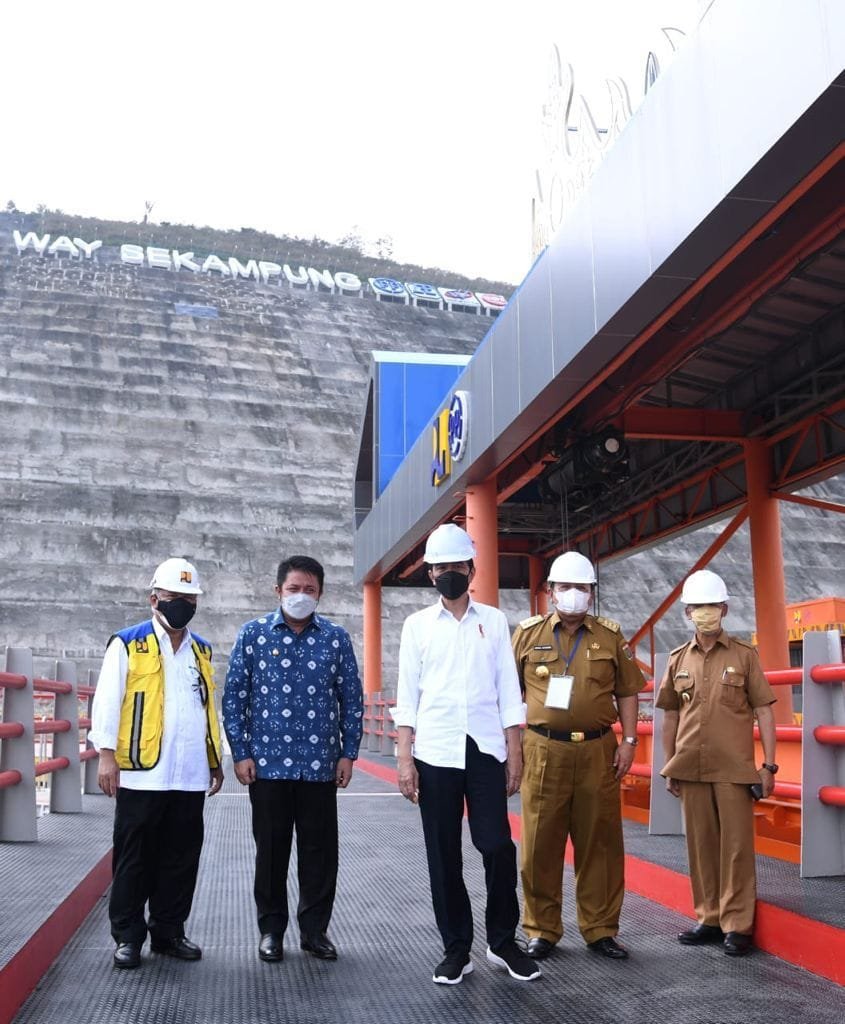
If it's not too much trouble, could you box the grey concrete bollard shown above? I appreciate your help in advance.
[50,659,82,814]
[83,668,100,795]
[648,652,684,836]
[0,648,37,841]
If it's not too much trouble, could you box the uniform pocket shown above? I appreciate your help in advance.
[719,674,747,708]
[586,649,615,684]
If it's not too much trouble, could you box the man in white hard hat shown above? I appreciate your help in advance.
[394,524,539,985]
[90,557,224,969]
[656,569,777,956]
[512,550,645,961]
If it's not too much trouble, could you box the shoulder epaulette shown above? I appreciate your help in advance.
[518,614,545,629]
[595,615,620,633]
[731,636,756,650]
[669,640,691,656]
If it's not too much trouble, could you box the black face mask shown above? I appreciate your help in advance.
[156,597,196,629]
[434,570,470,600]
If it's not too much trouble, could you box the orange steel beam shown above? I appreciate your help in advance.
[745,439,793,722]
[620,407,752,441]
[528,556,549,616]
[628,507,749,650]
[776,493,845,515]
[487,145,845,493]
[466,477,499,606]
[362,581,382,694]
[591,198,845,427]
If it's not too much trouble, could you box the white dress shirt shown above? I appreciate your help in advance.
[394,597,525,768]
[89,617,211,791]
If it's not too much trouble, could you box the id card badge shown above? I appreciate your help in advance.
[545,675,574,710]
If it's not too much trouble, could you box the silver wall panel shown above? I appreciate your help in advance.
[548,197,596,377]
[491,304,520,438]
[515,253,554,408]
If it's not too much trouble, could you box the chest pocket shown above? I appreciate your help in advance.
[585,648,615,684]
[673,669,695,705]
[526,649,558,680]
[719,671,748,709]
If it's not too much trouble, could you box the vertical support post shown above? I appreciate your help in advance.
[800,630,845,878]
[648,652,683,835]
[362,581,383,696]
[50,659,82,813]
[0,648,37,841]
[465,477,499,607]
[84,668,100,795]
[528,556,549,616]
[744,439,792,723]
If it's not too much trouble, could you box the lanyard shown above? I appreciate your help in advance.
[554,626,583,673]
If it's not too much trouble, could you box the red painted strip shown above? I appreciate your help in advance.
[356,756,845,986]
[0,850,112,1024]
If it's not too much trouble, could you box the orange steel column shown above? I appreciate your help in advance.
[362,580,382,694]
[744,439,792,723]
[466,478,500,607]
[528,555,549,616]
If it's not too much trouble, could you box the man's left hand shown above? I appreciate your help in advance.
[208,767,224,796]
[505,749,523,797]
[336,757,354,788]
[613,740,636,780]
[759,766,775,799]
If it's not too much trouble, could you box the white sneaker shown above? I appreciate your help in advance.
[433,952,474,985]
[486,942,542,981]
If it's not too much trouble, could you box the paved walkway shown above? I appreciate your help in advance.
[7,759,845,1024]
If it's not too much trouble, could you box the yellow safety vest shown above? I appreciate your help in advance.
[112,621,221,771]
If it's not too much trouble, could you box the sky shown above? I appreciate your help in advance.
[1,0,702,285]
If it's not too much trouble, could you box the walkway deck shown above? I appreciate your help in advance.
[5,759,845,1024]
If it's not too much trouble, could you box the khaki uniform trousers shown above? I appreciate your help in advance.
[520,728,624,944]
[680,781,757,935]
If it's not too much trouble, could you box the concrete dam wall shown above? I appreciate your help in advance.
[0,224,842,690]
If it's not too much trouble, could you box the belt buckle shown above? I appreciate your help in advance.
[570,731,585,743]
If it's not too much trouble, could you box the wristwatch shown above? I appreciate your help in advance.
[623,736,638,747]
[761,762,779,774]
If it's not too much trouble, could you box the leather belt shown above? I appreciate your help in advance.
[527,724,610,743]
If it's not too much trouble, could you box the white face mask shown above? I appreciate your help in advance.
[281,593,318,620]
[553,587,591,615]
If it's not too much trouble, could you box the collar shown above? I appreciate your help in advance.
[690,628,730,651]
[270,607,325,632]
[150,614,193,654]
[434,595,478,620]
[552,612,593,633]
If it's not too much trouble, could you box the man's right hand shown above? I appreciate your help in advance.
[397,756,419,804]
[234,757,257,785]
[98,749,120,797]
[666,777,681,798]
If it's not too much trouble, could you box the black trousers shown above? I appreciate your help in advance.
[249,778,338,938]
[416,737,518,956]
[109,788,205,944]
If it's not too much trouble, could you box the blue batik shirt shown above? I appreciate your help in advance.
[223,608,363,782]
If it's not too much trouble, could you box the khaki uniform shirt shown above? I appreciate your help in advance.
[512,613,646,732]
[656,630,776,784]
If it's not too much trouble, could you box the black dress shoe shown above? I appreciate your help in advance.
[526,937,556,960]
[723,931,753,956]
[113,942,142,969]
[150,936,202,960]
[587,937,629,960]
[678,923,724,945]
[258,933,284,962]
[300,933,338,960]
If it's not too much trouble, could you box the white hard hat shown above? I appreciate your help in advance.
[150,557,203,595]
[680,569,728,605]
[424,524,476,564]
[547,551,596,584]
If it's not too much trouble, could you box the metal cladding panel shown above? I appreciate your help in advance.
[589,127,653,335]
[702,1,829,199]
[515,252,554,408]
[491,303,520,438]
[548,198,597,376]
[636,39,720,275]
[462,341,494,465]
